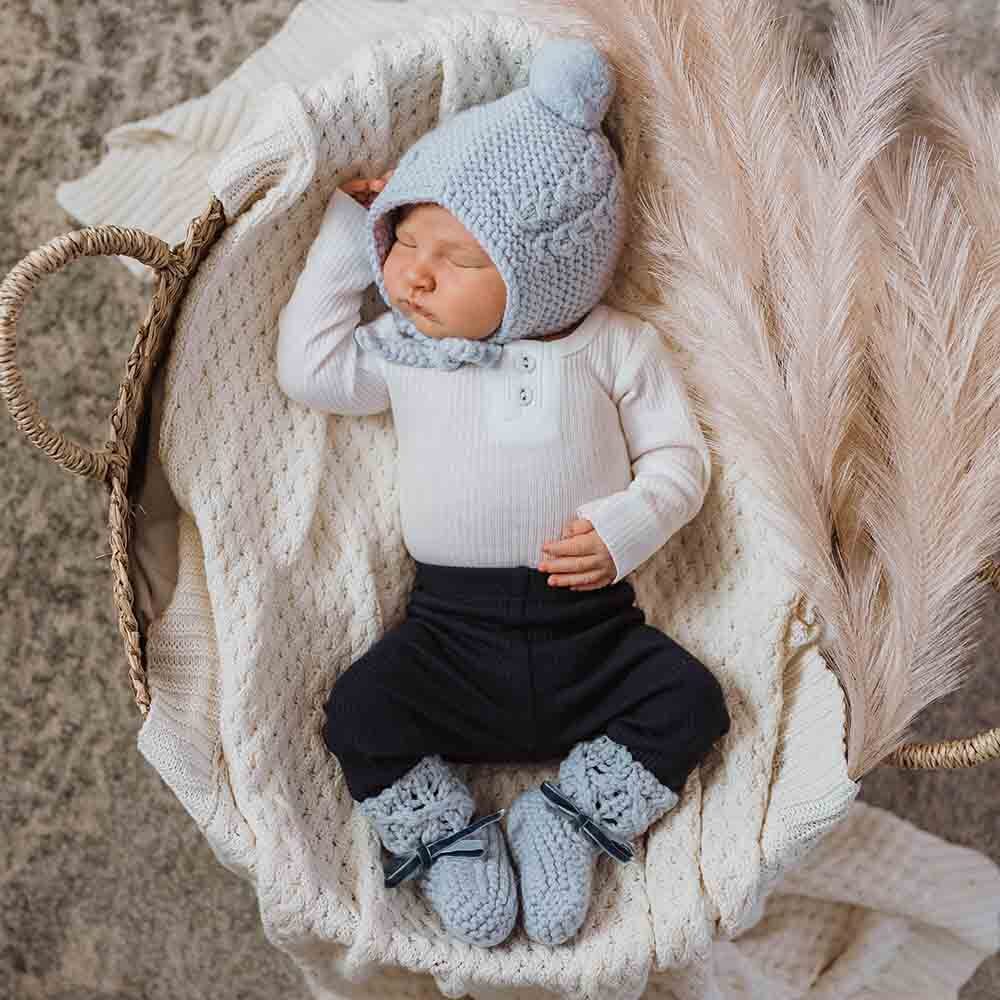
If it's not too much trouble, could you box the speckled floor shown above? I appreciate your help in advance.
[1,1,997,997]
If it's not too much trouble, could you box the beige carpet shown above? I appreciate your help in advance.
[1,1,997,997]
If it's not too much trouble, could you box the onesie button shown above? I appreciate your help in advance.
[518,354,536,372]
[518,386,533,405]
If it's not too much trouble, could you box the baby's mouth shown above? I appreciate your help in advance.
[404,301,436,321]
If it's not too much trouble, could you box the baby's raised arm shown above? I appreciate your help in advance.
[275,175,393,416]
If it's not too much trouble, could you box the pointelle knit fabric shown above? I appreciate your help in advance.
[55,2,1000,998]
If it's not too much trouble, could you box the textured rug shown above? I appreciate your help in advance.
[1,1,997,997]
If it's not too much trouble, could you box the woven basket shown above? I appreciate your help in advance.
[1,201,999,773]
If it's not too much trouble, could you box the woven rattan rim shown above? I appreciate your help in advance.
[0,196,997,770]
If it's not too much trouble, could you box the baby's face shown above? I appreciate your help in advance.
[382,203,507,340]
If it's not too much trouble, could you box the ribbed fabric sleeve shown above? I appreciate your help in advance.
[276,188,390,415]
[575,325,712,583]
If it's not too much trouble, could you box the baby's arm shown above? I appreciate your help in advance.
[276,187,390,416]
[574,326,712,585]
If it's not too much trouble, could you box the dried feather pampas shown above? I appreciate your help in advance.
[860,133,1000,772]
[506,0,1000,779]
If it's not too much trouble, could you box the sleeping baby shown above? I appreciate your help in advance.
[276,37,730,949]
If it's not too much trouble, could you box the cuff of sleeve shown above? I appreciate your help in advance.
[576,489,686,585]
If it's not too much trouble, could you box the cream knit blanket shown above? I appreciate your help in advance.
[57,2,1000,998]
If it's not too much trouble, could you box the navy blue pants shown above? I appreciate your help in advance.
[322,561,730,803]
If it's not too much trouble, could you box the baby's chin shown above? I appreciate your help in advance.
[402,311,490,342]
[406,312,448,338]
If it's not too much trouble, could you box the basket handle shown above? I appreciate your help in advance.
[0,225,185,484]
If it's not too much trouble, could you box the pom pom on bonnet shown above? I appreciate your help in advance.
[355,36,628,370]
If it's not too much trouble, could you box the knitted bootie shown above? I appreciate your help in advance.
[357,754,518,948]
[506,734,680,945]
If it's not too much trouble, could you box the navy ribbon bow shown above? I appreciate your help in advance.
[382,809,506,888]
[539,780,635,864]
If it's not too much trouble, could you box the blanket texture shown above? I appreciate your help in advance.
[56,2,1000,998]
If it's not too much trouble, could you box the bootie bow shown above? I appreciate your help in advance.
[382,809,506,887]
[538,780,635,863]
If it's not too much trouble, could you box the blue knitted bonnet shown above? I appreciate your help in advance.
[354,37,628,370]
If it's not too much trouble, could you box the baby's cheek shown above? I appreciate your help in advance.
[382,254,401,295]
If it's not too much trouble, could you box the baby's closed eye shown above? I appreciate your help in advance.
[395,239,486,269]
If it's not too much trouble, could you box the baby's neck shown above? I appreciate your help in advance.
[526,318,583,343]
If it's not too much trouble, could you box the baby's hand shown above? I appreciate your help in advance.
[539,518,616,590]
[339,169,395,208]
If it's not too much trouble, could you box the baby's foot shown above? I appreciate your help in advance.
[359,755,518,947]
[506,736,681,945]
[506,785,603,945]
[417,815,519,947]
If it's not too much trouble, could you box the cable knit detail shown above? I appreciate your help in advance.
[556,734,680,842]
[357,754,475,856]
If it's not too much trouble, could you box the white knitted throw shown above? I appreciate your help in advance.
[57,3,999,998]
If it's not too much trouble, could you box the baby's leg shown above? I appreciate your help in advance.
[506,584,731,945]
[531,595,731,797]
[321,614,518,947]
[322,611,522,800]
[600,624,731,797]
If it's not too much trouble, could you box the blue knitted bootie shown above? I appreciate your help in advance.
[357,754,518,948]
[506,735,680,945]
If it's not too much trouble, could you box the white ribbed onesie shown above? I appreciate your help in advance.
[276,187,711,584]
